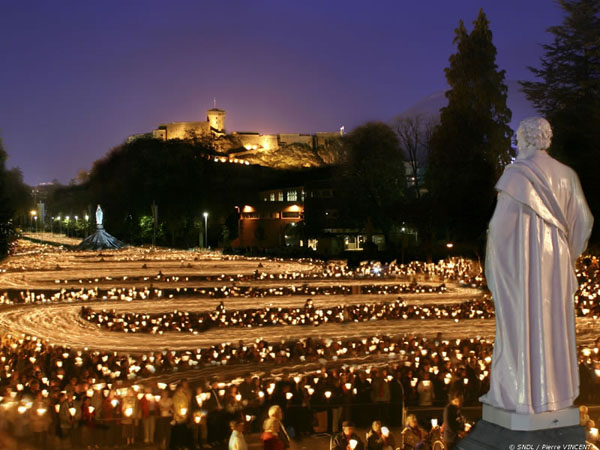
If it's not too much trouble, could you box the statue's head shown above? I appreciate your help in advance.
[516,117,552,160]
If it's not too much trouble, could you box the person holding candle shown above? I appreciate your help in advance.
[400,414,428,450]
[121,389,139,446]
[442,391,465,450]
[331,420,364,450]
[172,382,193,449]
[156,389,174,450]
[80,396,96,448]
[140,388,157,445]
[416,373,434,407]
[59,392,80,449]
[366,420,396,450]
[229,419,248,450]
[30,391,51,448]
[192,386,208,449]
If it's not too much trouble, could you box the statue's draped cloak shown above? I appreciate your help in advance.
[481,151,593,414]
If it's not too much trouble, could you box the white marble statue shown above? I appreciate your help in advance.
[480,117,593,414]
[95,205,103,228]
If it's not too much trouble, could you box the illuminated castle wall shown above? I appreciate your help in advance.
[149,108,341,152]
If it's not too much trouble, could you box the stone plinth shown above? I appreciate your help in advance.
[482,404,580,431]
[456,420,586,450]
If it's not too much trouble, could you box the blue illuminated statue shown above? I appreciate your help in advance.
[76,204,124,250]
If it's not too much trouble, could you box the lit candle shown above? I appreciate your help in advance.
[349,439,358,450]
[381,426,389,437]
[431,418,438,428]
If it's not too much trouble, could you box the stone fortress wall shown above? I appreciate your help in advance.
[134,108,341,153]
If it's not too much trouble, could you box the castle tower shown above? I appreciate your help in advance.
[207,109,226,134]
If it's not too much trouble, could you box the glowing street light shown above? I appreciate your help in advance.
[203,212,208,248]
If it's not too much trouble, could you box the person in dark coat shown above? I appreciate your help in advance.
[331,421,365,450]
[442,391,465,450]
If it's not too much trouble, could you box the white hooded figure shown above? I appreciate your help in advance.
[481,117,593,414]
[95,205,103,228]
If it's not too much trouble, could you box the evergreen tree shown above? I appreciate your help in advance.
[427,9,513,246]
[521,0,600,241]
[0,139,30,258]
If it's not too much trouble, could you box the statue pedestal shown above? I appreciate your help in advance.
[481,404,580,431]
[456,419,586,450]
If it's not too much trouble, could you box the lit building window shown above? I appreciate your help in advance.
[287,191,297,201]
[270,193,275,201]
[278,192,284,201]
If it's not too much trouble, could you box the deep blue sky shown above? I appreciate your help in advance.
[0,1,563,185]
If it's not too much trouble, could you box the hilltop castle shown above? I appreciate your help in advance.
[130,108,343,154]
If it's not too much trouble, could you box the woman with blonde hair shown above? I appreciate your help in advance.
[401,414,429,450]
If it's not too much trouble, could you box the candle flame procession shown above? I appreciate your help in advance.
[0,239,597,448]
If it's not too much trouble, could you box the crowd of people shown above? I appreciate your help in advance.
[0,243,599,448]
[77,293,499,335]
[0,328,598,448]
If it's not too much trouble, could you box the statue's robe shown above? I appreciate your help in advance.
[481,150,593,414]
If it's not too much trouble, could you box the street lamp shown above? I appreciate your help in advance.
[30,210,37,233]
[203,212,208,248]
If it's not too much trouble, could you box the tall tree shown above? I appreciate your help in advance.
[394,114,435,199]
[427,9,513,246]
[337,122,405,248]
[521,0,600,240]
[0,138,31,258]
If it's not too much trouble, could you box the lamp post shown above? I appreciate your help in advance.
[203,212,208,248]
[30,210,37,233]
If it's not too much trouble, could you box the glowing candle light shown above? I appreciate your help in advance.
[350,439,358,450]
[431,418,438,428]
[381,426,389,437]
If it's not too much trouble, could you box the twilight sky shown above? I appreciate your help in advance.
[0,1,563,185]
